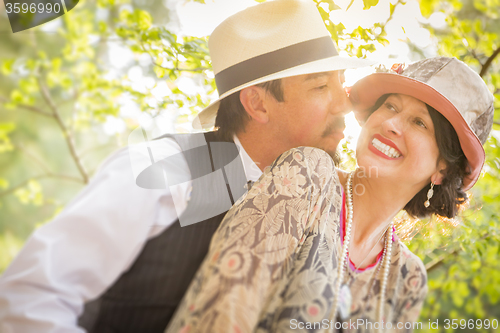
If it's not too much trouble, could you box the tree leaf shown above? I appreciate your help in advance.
[363,0,379,10]
[0,60,15,76]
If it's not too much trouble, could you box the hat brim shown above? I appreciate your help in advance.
[192,55,375,130]
[349,73,485,191]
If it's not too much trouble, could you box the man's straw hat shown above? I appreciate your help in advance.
[193,0,373,129]
[350,57,494,190]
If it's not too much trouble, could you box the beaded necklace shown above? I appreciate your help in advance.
[329,171,393,332]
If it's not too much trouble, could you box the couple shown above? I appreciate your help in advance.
[0,0,494,332]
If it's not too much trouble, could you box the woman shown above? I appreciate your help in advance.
[165,57,493,332]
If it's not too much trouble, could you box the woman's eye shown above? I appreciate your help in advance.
[384,102,397,112]
[415,118,427,128]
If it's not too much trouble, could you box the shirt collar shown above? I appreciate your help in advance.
[233,135,263,182]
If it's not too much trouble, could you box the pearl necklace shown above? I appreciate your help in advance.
[330,171,393,332]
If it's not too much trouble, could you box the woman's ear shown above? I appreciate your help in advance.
[431,159,448,185]
[240,86,269,124]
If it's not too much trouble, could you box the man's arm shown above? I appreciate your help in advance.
[0,138,190,333]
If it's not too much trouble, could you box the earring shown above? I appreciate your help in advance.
[424,182,435,208]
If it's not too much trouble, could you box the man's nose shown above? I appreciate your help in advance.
[331,87,352,117]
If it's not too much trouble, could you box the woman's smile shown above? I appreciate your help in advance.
[369,134,403,159]
[355,94,444,189]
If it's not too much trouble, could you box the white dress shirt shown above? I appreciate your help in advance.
[0,134,262,333]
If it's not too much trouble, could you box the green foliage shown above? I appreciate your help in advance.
[0,0,219,256]
[114,7,213,116]
[0,60,14,76]
[14,180,44,206]
[419,0,438,17]
[362,0,379,10]
[323,0,342,11]
[316,0,399,58]
[0,123,15,153]
[403,0,500,329]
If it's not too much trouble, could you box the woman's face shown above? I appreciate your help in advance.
[356,93,446,189]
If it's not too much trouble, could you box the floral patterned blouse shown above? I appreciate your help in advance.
[165,147,428,333]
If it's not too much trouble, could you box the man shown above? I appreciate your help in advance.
[0,0,372,332]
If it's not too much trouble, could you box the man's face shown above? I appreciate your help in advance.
[264,71,349,159]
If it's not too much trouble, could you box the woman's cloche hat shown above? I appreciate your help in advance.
[193,0,374,130]
[349,57,494,191]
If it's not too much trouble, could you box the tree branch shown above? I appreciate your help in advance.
[13,143,52,175]
[50,174,85,183]
[0,174,84,198]
[470,49,484,67]
[425,232,493,273]
[153,62,210,72]
[494,121,500,127]
[37,75,89,184]
[480,46,500,77]
[0,176,44,198]
[0,95,54,118]
[68,89,79,139]
[425,247,460,273]
[11,143,84,185]
[141,42,210,72]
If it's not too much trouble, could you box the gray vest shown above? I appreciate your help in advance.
[78,131,247,333]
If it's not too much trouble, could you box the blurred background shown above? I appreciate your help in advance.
[0,0,499,331]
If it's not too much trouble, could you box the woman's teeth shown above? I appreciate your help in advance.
[372,138,401,158]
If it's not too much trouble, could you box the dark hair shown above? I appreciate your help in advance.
[367,94,469,219]
[214,79,283,141]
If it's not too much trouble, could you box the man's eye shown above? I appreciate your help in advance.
[316,85,328,90]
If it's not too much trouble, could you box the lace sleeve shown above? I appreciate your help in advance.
[165,147,340,333]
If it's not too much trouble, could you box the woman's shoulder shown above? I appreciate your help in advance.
[390,242,429,321]
[273,146,343,193]
[395,241,428,281]
[278,147,339,175]
[284,147,348,181]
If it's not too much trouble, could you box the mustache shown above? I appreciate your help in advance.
[321,116,345,138]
